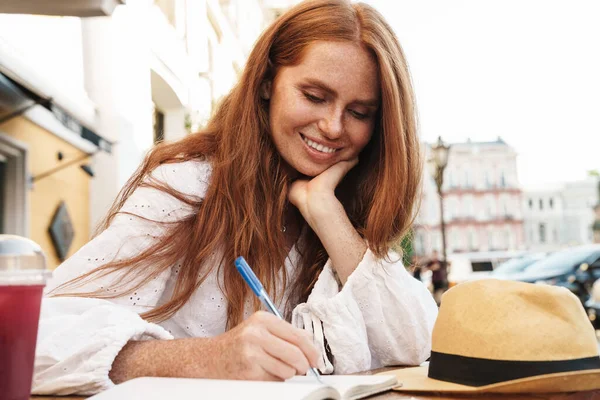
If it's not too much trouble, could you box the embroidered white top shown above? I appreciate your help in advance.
[32,160,438,396]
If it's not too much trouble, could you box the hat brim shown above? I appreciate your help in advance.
[378,366,600,393]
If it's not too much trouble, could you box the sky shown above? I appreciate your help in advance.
[362,0,600,189]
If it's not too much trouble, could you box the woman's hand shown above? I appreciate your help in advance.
[204,311,321,380]
[110,311,321,383]
[288,158,367,285]
[288,158,358,233]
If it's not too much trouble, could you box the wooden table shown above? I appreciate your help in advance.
[31,367,600,400]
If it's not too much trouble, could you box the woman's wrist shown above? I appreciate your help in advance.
[110,340,157,383]
[305,192,344,234]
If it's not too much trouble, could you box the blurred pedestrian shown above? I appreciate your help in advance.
[426,250,448,305]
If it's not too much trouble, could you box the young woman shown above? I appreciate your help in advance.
[33,0,438,395]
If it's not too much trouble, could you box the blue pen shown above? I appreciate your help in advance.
[235,256,323,383]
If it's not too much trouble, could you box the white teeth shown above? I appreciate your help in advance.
[302,136,337,153]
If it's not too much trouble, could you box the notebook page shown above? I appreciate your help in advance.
[288,375,399,399]
[89,376,338,400]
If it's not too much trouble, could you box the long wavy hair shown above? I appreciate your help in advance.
[54,0,422,329]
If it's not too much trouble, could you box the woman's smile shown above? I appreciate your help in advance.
[299,133,342,163]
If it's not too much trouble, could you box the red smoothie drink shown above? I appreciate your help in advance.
[0,235,50,400]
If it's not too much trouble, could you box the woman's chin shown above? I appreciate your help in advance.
[291,162,328,178]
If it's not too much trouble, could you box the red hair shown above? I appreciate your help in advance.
[54,0,422,328]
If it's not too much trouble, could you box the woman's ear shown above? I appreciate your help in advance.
[260,80,272,100]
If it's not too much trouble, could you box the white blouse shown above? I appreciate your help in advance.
[32,160,438,396]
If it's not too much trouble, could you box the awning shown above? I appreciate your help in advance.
[0,72,112,153]
[0,0,124,17]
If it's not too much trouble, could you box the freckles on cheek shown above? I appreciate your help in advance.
[285,108,313,131]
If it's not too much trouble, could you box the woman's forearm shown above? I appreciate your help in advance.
[109,312,321,384]
[109,337,213,383]
[310,199,367,285]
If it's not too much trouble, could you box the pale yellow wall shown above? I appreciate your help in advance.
[0,116,91,269]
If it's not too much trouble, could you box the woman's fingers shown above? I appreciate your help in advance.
[239,312,321,380]
[314,158,359,189]
[260,333,310,375]
[261,314,321,369]
[255,348,299,380]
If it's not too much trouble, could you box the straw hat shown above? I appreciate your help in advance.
[381,279,600,393]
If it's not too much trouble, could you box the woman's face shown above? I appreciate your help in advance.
[267,41,380,177]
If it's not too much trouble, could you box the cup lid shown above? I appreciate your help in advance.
[0,234,50,285]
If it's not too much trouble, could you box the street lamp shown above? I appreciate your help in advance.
[428,136,451,264]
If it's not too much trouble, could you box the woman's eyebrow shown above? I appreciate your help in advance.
[302,78,379,107]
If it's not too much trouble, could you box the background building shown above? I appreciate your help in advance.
[0,9,113,268]
[414,138,525,256]
[0,0,275,268]
[523,178,600,251]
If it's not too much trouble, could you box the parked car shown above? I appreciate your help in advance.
[510,244,600,303]
[585,278,600,330]
[489,252,548,279]
[446,250,526,287]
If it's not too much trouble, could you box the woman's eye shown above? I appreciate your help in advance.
[304,93,325,103]
[349,109,369,120]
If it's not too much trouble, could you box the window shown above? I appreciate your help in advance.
[539,199,543,211]
[549,198,554,209]
[472,261,494,272]
[434,232,442,252]
[447,228,455,252]
[448,171,454,188]
[486,196,496,218]
[539,223,546,243]
[528,199,533,209]
[153,105,165,144]
[500,171,506,187]
[453,198,460,220]
[463,196,474,218]
[507,228,516,250]
[499,197,508,216]
[469,228,478,250]
[0,133,28,236]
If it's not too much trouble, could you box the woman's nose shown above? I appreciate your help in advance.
[317,109,344,139]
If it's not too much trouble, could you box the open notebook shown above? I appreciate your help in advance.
[89,374,400,400]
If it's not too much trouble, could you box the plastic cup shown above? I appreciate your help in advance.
[0,235,50,400]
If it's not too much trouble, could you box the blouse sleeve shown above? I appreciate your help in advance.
[291,248,438,375]
[32,160,211,395]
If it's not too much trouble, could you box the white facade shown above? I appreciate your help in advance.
[414,138,525,256]
[86,0,272,229]
[523,178,600,251]
[0,0,274,232]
